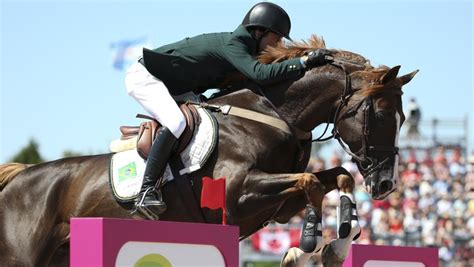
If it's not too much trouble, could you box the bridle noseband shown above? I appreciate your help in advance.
[313,61,402,178]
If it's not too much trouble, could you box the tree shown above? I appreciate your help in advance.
[62,150,84,158]
[11,139,44,164]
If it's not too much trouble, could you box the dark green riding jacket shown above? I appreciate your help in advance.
[142,25,305,95]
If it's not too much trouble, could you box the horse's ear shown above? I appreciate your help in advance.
[381,65,401,84]
[399,69,419,85]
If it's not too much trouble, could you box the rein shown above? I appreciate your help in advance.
[326,61,363,161]
[311,60,354,143]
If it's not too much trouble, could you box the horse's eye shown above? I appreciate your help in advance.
[375,112,386,125]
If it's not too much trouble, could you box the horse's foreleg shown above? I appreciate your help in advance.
[237,170,325,267]
[37,222,70,267]
[280,202,325,267]
[237,170,325,220]
[315,167,361,266]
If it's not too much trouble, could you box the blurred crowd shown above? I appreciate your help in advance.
[246,146,474,266]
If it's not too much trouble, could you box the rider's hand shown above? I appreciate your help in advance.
[304,49,333,69]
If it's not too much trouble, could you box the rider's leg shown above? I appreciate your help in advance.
[125,61,186,218]
[136,127,177,216]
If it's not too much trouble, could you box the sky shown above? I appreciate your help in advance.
[1,0,473,163]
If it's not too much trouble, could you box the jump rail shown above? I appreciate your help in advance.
[70,217,239,267]
[343,244,438,267]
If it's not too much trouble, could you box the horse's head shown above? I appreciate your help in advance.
[334,65,418,199]
[258,37,418,199]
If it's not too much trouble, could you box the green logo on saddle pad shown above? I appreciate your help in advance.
[118,162,137,182]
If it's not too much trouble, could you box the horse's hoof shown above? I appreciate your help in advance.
[321,243,345,267]
[280,248,297,267]
[280,247,315,267]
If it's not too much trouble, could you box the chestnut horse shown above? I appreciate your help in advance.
[0,37,417,266]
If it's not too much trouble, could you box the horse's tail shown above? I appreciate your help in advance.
[0,163,30,191]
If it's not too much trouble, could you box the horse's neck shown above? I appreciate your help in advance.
[209,89,282,117]
[267,71,344,132]
[209,72,344,133]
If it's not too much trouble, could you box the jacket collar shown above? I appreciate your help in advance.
[232,25,258,55]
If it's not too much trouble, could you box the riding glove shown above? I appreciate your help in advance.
[305,49,333,69]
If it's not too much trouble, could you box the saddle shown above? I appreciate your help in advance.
[119,104,201,160]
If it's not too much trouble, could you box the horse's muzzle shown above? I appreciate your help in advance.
[363,161,398,200]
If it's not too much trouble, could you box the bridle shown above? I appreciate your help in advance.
[313,61,402,179]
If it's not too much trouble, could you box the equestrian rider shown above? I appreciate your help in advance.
[125,2,333,218]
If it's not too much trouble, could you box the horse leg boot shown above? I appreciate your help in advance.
[300,205,323,253]
[281,205,323,267]
[338,192,360,241]
[135,126,177,220]
[281,174,325,267]
[322,174,360,265]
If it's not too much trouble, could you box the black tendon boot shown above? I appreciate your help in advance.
[299,205,322,253]
[338,195,361,240]
[135,126,177,219]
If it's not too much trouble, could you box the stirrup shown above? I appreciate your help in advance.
[135,187,166,220]
[137,206,160,220]
[130,189,151,216]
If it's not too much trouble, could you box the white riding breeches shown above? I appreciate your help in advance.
[125,62,186,139]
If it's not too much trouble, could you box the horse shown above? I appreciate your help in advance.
[0,36,417,266]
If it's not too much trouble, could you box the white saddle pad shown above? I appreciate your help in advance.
[109,106,217,202]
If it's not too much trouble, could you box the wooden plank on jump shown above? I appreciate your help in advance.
[343,244,438,267]
[70,217,239,267]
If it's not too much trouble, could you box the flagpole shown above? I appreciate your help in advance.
[222,179,227,225]
[222,207,226,225]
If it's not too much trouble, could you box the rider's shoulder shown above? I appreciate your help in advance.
[226,25,255,46]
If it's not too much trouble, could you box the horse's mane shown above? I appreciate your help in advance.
[258,35,391,97]
[0,163,29,191]
[258,35,369,67]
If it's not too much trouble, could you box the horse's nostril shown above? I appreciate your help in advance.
[379,180,393,194]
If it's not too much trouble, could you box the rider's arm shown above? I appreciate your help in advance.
[222,36,305,86]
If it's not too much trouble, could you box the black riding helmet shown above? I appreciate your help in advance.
[242,2,292,41]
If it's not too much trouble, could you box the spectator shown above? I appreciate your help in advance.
[246,146,473,266]
[405,98,421,139]
[449,148,466,176]
[305,157,325,172]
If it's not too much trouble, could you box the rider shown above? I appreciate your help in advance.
[125,2,333,218]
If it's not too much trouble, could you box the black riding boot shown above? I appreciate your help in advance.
[135,126,177,219]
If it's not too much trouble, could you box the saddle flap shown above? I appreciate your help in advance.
[137,120,160,159]
[177,104,201,153]
[110,106,218,202]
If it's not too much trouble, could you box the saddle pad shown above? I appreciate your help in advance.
[110,106,218,202]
